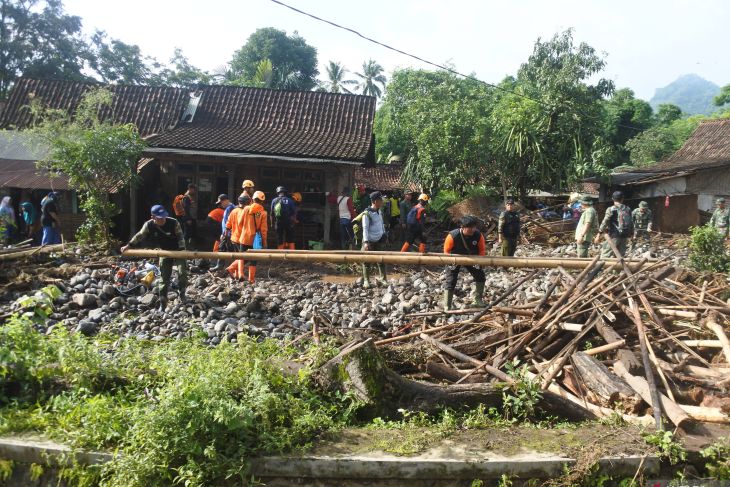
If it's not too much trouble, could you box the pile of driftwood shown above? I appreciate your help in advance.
[369,241,730,429]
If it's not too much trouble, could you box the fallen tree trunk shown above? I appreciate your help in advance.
[571,352,642,413]
[313,339,595,421]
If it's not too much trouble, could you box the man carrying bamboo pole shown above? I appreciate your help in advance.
[442,215,487,310]
[595,191,633,259]
[361,192,387,289]
[121,205,187,311]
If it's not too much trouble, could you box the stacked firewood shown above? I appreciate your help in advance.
[380,249,730,428]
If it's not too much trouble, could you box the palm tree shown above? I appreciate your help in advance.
[355,59,387,98]
[323,61,356,94]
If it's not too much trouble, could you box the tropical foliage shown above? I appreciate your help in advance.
[321,61,356,94]
[356,59,387,98]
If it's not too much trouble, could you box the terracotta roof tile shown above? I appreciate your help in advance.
[645,118,730,173]
[355,164,417,191]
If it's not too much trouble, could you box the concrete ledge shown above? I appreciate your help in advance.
[251,454,660,480]
[0,437,113,466]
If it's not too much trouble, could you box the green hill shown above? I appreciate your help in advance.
[650,74,720,115]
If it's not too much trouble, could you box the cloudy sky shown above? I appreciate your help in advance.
[64,0,728,100]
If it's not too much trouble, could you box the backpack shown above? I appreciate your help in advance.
[614,204,634,238]
[172,194,186,217]
[406,205,422,226]
[502,212,520,239]
[274,197,293,220]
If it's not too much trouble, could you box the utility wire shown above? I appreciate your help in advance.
[269,0,646,133]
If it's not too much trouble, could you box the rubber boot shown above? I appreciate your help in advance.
[237,259,245,280]
[400,242,410,252]
[248,266,257,284]
[158,296,168,312]
[442,290,454,311]
[472,282,486,307]
[226,261,239,279]
[288,242,295,250]
[418,243,426,253]
[362,263,370,289]
[376,264,387,286]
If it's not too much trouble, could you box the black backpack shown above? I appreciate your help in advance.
[613,204,634,238]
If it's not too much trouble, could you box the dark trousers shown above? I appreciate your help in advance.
[340,218,353,249]
[276,219,294,245]
[444,265,486,291]
[362,236,387,280]
[159,257,188,298]
[405,225,424,245]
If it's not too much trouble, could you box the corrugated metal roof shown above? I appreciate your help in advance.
[0,159,69,190]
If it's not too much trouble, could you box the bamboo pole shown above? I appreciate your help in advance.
[121,248,648,270]
[0,243,71,261]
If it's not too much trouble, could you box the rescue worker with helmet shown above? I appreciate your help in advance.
[442,215,487,310]
[270,186,297,249]
[225,195,251,279]
[240,180,255,201]
[400,193,430,253]
[227,191,268,284]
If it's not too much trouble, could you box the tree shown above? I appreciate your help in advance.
[602,88,653,166]
[87,30,160,85]
[377,69,495,191]
[30,88,146,243]
[322,61,356,94]
[653,103,683,127]
[228,27,318,91]
[0,0,89,99]
[714,84,730,108]
[355,59,387,98]
[157,48,211,88]
[491,30,614,200]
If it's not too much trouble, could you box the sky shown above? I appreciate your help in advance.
[63,0,729,100]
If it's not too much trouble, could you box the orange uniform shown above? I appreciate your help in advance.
[226,207,246,244]
[443,231,486,255]
[240,203,268,247]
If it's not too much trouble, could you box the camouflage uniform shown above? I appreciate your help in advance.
[709,207,730,238]
[598,204,631,258]
[631,207,653,241]
[575,205,598,258]
[498,210,520,257]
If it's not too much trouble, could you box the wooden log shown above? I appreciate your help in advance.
[559,323,584,332]
[0,243,70,261]
[678,405,730,424]
[571,352,641,412]
[419,333,510,382]
[613,361,691,428]
[658,309,699,319]
[704,312,730,363]
[681,340,723,348]
[375,322,461,346]
[583,340,626,356]
[450,329,506,358]
[122,248,649,270]
[426,362,484,384]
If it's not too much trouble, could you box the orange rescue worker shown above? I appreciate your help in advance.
[400,193,430,253]
[225,195,250,279]
[240,180,255,202]
[442,215,487,310]
[227,191,268,283]
[207,194,228,252]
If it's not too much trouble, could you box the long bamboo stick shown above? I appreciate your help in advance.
[121,248,648,270]
[0,243,70,261]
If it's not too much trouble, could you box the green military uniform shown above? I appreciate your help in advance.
[498,210,520,257]
[599,204,632,258]
[632,203,653,245]
[575,203,598,258]
[127,217,188,305]
[708,202,730,238]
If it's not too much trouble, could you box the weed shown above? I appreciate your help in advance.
[688,225,729,273]
[29,462,44,481]
[501,359,542,422]
[700,437,730,479]
[643,430,686,465]
[0,459,14,481]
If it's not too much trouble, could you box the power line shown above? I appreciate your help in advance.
[269,0,646,133]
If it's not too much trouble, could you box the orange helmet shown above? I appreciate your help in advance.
[418,193,430,202]
[242,180,255,188]
[253,191,265,201]
[292,192,302,203]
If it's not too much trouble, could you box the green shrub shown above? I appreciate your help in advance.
[701,437,730,479]
[688,225,729,272]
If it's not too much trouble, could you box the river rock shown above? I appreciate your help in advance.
[72,293,96,308]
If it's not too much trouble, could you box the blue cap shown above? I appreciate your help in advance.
[151,205,168,218]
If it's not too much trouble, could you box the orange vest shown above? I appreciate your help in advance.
[208,207,224,223]
[240,203,268,247]
[226,207,246,244]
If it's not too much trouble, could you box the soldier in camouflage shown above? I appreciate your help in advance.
[708,197,730,239]
[631,201,653,249]
[498,199,521,257]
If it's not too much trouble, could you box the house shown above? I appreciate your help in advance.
[0,78,377,245]
[590,119,730,233]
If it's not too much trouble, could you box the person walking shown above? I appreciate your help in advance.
[224,195,250,279]
[498,199,521,257]
[708,197,730,239]
[239,191,268,284]
[574,197,598,258]
[399,192,413,244]
[270,186,297,250]
[208,194,232,271]
[40,192,62,245]
[20,200,40,245]
[595,191,633,258]
[361,192,388,289]
[631,201,654,249]
[400,193,429,253]
[335,187,356,249]
[173,183,197,247]
[442,215,487,310]
[121,205,187,311]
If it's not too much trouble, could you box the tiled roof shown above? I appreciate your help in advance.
[0,78,189,137]
[644,119,730,173]
[355,164,417,191]
[0,159,69,190]
[148,85,376,163]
